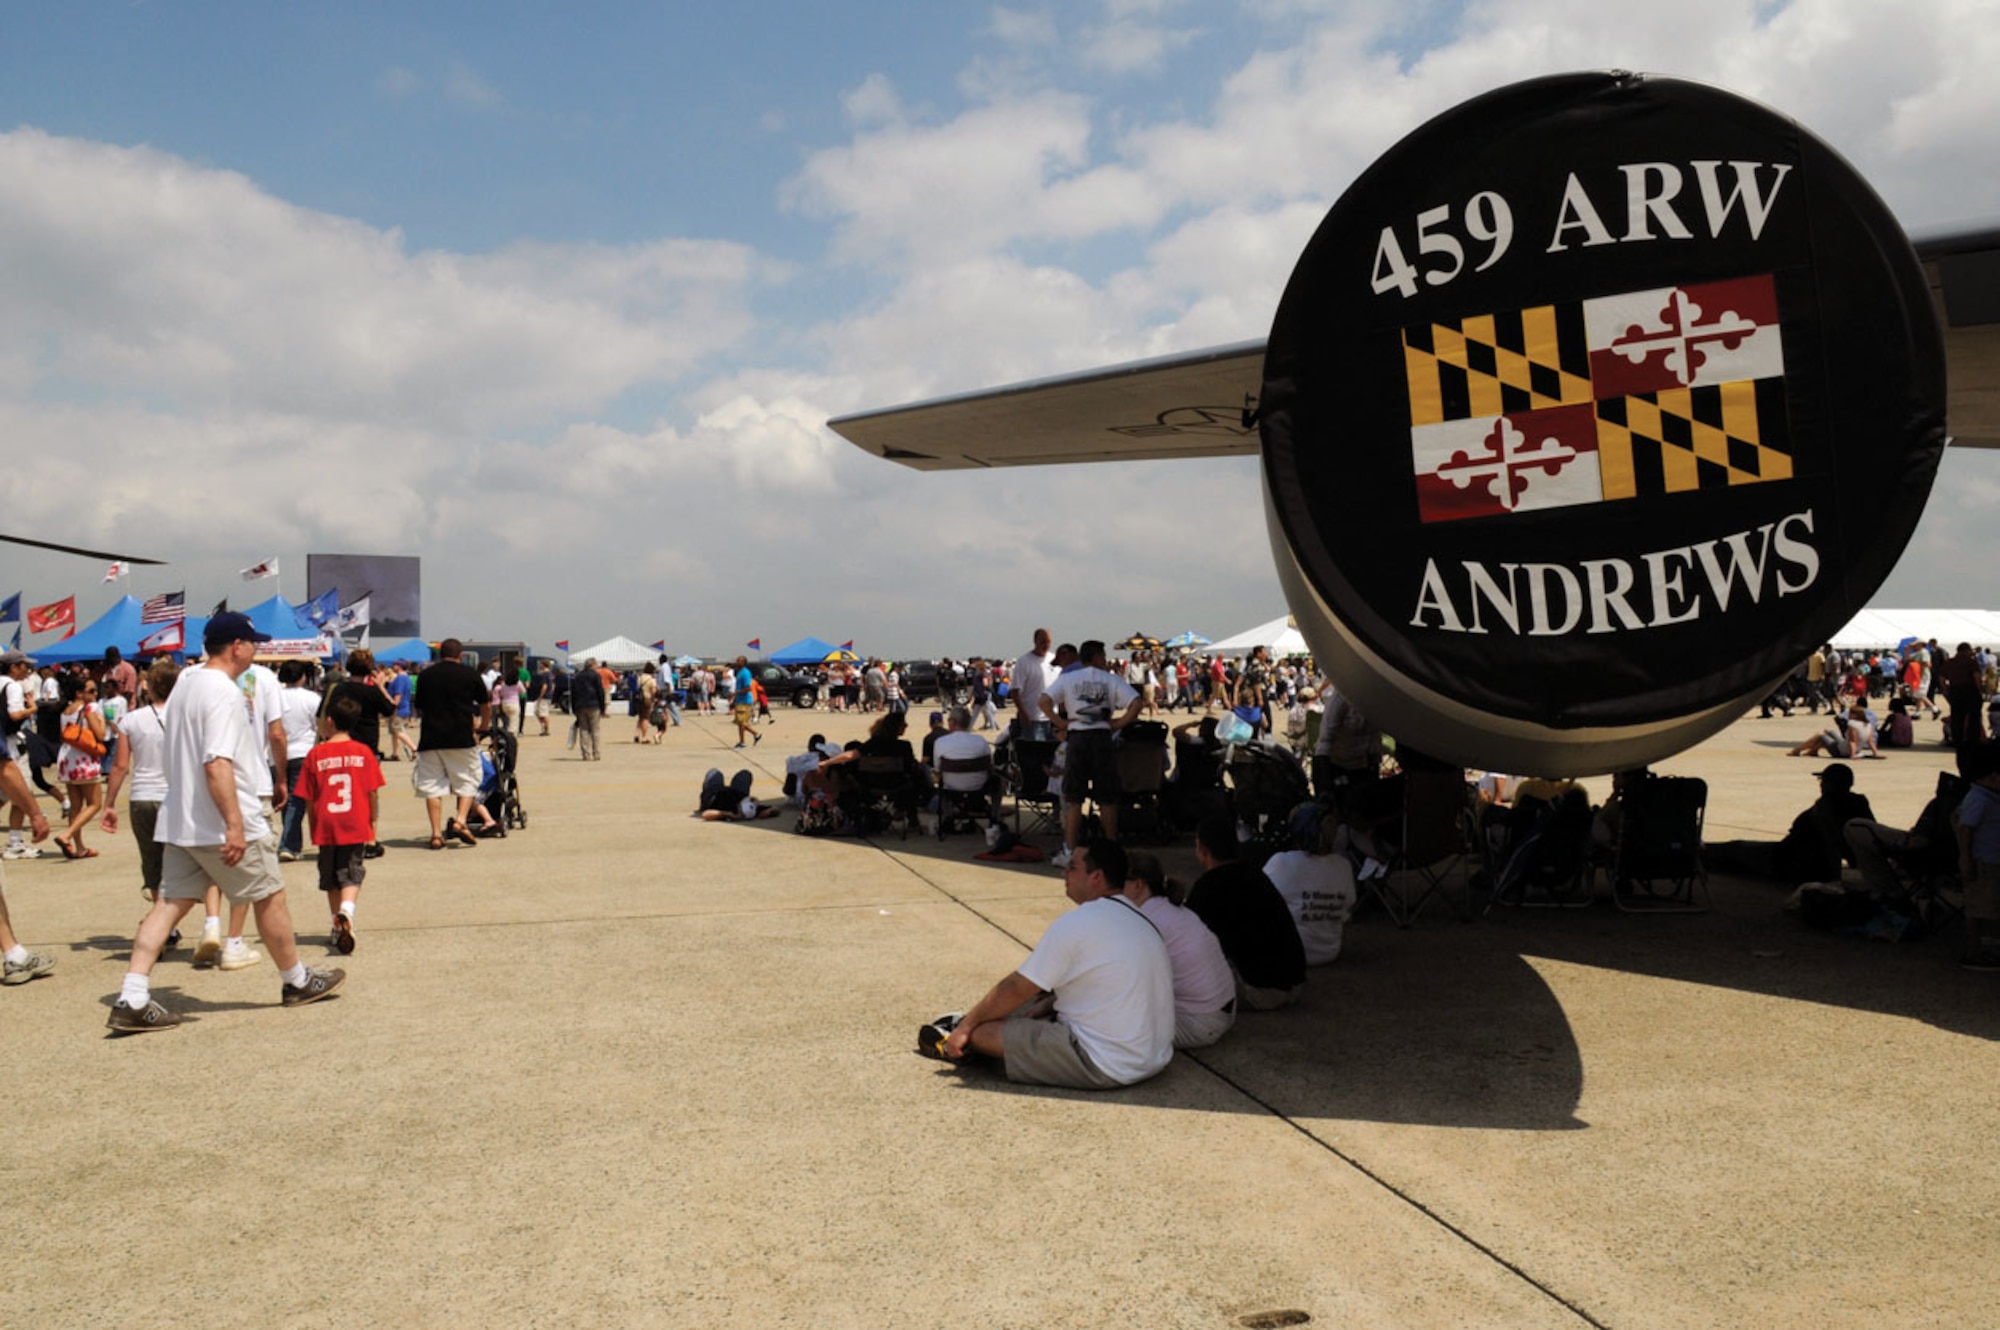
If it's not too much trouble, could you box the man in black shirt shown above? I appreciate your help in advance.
[413,638,491,849]
[1184,813,1307,1009]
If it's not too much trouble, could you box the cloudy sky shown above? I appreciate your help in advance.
[2,0,1995,659]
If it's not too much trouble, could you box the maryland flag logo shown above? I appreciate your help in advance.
[1404,276,1789,523]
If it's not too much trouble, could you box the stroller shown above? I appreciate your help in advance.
[482,728,526,832]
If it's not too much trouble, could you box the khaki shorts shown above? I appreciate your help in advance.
[160,835,284,905]
[732,703,753,726]
[412,747,482,799]
[1000,1014,1123,1090]
[534,698,551,719]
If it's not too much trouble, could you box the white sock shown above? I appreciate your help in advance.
[120,972,150,1009]
[203,915,221,935]
[4,945,27,965]
[225,936,245,950]
[6,831,21,846]
[280,962,308,989]
[339,902,355,919]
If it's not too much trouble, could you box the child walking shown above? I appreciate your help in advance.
[294,693,386,955]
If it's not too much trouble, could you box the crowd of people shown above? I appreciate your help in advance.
[0,621,516,1031]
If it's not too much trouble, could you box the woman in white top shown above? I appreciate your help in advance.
[101,660,179,895]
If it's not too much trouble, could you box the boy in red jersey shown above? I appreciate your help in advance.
[294,693,385,955]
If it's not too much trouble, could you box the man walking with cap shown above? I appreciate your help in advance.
[106,612,343,1032]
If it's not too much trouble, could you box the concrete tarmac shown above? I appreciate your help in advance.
[3,704,1995,1328]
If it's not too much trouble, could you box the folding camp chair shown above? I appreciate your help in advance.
[1610,774,1709,912]
[849,754,921,840]
[1006,738,1062,839]
[1483,788,1596,912]
[935,753,999,840]
[1370,768,1476,927]
[1115,733,1171,843]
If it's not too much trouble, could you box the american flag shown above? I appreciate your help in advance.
[141,590,185,625]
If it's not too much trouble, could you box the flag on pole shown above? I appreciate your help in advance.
[746,638,761,651]
[137,619,185,655]
[554,640,570,653]
[296,587,339,629]
[840,640,854,650]
[27,597,75,636]
[649,639,666,651]
[240,557,279,582]
[103,561,130,582]
[141,590,185,624]
[0,592,18,623]
[327,595,371,635]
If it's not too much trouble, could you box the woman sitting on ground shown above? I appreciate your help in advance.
[1788,699,1881,760]
[1261,801,1357,966]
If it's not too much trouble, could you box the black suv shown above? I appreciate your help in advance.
[739,661,822,709]
[898,661,971,707]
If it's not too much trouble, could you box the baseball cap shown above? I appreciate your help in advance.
[1812,762,1854,789]
[0,648,34,667]
[203,611,274,651]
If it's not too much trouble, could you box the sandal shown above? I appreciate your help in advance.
[428,836,445,851]
[79,847,98,858]
[54,836,78,860]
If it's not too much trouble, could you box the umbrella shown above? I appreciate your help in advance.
[1115,632,1163,651]
[822,649,861,663]
[1164,630,1211,649]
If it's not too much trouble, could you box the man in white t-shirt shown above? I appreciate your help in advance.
[3,650,41,859]
[0,648,57,985]
[931,838,1174,1089]
[1040,639,1142,864]
[1011,628,1060,740]
[931,707,1000,821]
[104,613,345,1034]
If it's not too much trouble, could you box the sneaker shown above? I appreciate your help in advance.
[1050,846,1074,871]
[281,967,346,1007]
[2,950,56,984]
[363,843,386,859]
[1960,950,2000,972]
[2,842,35,860]
[915,1013,963,1061]
[218,942,263,971]
[191,925,224,968]
[278,850,299,863]
[106,998,180,1034]
[332,915,355,955]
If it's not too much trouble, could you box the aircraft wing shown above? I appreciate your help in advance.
[1917,224,2000,448]
[827,227,2000,468]
[825,340,1263,470]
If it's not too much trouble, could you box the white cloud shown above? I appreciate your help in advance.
[443,61,502,110]
[376,67,421,99]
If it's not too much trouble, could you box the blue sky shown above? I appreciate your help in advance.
[0,1,1994,657]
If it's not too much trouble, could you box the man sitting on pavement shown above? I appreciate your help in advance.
[1183,813,1308,1010]
[926,838,1175,1090]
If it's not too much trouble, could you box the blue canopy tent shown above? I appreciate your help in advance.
[30,596,146,664]
[184,595,339,660]
[373,637,434,665]
[770,635,840,665]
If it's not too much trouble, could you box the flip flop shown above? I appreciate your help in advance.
[54,836,78,860]
[79,848,98,858]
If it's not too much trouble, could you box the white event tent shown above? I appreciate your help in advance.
[565,635,658,668]
[1207,615,1310,656]
[1829,609,2000,651]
